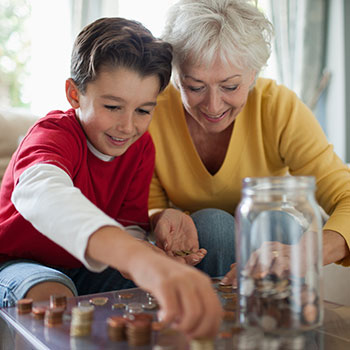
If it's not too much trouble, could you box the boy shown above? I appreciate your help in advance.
[0,17,222,338]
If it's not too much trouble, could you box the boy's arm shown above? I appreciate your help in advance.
[86,225,223,338]
[13,162,223,338]
[12,163,124,271]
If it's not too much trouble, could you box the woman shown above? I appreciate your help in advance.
[148,0,350,282]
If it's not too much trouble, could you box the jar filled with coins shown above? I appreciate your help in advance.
[235,176,323,333]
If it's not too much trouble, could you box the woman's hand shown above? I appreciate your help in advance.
[151,208,207,266]
[221,240,310,286]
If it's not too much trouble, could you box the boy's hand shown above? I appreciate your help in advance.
[130,254,223,339]
[152,208,206,266]
[87,226,222,338]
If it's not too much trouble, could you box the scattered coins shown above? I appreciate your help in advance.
[142,301,158,310]
[32,306,47,320]
[126,302,143,315]
[117,293,134,300]
[89,297,108,306]
[174,250,193,257]
[112,303,126,310]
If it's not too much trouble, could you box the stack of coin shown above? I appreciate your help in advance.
[132,313,154,323]
[32,306,47,320]
[126,318,152,346]
[70,305,94,337]
[16,298,33,315]
[50,294,67,309]
[106,315,128,341]
[44,307,65,327]
[190,338,214,350]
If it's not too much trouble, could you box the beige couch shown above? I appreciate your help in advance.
[0,109,37,183]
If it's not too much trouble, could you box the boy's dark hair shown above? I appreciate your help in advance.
[71,17,173,93]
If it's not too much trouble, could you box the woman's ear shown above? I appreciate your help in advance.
[65,78,80,109]
[249,70,257,86]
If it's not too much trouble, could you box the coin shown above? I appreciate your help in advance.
[89,297,108,306]
[32,306,47,319]
[142,301,158,310]
[118,293,134,300]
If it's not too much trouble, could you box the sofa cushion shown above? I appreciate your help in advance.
[0,110,37,183]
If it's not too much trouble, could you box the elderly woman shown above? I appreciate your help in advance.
[149,0,350,283]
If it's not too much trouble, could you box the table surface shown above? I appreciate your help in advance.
[1,284,350,350]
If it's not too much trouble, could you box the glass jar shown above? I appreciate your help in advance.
[235,176,323,333]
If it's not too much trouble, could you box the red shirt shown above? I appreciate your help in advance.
[0,109,154,268]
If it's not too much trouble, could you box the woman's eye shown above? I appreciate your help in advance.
[188,86,203,92]
[223,85,238,91]
[136,108,151,115]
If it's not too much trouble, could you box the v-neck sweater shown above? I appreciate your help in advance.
[149,78,350,265]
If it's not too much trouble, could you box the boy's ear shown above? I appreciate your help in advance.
[65,78,80,108]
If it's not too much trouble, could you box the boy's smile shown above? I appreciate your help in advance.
[68,66,160,157]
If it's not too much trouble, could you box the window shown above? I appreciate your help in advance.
[0,0,275,117]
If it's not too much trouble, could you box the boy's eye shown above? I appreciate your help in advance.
[104,105,120,111]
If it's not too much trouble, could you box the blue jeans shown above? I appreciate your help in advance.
[0,260,135,307]
[191,208,303,278]
[191,208,236,278]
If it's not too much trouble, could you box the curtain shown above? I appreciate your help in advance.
[70,0,120,38]
[269,0,329,110]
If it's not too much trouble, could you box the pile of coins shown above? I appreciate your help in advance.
[126,318,152,346]
[50,295,67,309]
[44,307,65,327]
[107,312,153,346]
[239,273,319,331]
[107,315,128,341]
[16,298,33,315]
[70,304,95,337]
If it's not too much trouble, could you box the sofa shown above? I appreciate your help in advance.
[0,109,37,183]
[0,109,349,306]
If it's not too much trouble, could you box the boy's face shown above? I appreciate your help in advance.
[67,67,160,157]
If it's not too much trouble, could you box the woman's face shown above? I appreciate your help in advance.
[178,55,256,134]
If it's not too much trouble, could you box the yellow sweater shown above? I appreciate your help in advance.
[149,78,350,265]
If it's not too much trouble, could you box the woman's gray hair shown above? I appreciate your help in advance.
[162,0,273,76]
